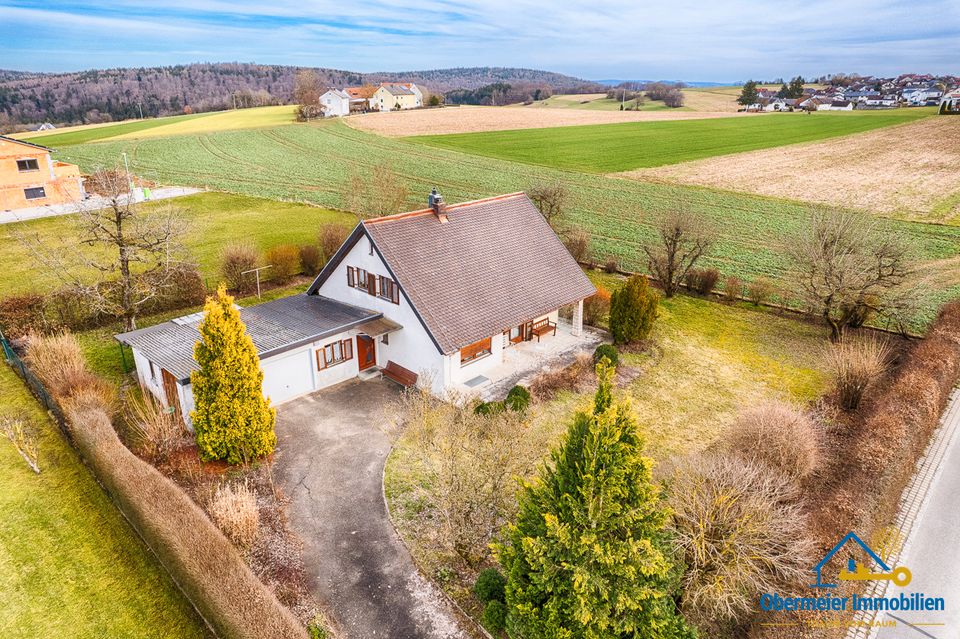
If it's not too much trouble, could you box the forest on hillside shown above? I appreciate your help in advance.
[0,63,597,129]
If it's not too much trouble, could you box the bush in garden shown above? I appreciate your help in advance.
[723,274,742,302]
[47,285,104,330]
[474,400,506,416]
[126,394,185,463]
[666,454,814,635]
[827,336,891,410]
[685,267,721,296]
[481,600,507,633]
[191,285,277,464]
[747,277,774,306]
[209,482,260,549]
[582,286,611,327]
[474,567,507,603]
[724,401,822,481]
[603,255,619,273]
[145,265,208,314]
[563,228,591,264]
[504,385,531,413]
[220,242,259,293]
[0,293,47,338]
[265,244,301,282]
[609,275,659,345]
[25,331,103,401]
[593,343,619,368]
[318,224,349,263]
[299,244,323,276]
[496,362,692,638]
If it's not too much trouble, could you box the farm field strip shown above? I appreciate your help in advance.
[410,111,930,173]
[14,112,216,147]
[51,121,960,327]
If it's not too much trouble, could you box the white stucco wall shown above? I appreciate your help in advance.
[132,347,168,405]
[315,233,447,392]
[320,92,349,117]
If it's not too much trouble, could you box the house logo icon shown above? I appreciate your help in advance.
[811,531,912,589]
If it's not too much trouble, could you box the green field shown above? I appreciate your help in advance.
[15,106,296,148]
[411,112,928,173]
[0,192,352,298]
[525,93,681,112]
[0,365,209,638]
[43,120,960,327]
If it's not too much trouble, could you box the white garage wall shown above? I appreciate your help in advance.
[315,233,447,393]
[132,348,168,406]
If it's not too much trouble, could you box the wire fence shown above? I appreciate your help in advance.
[0,330,67,429]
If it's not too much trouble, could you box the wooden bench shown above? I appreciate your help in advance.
[382,360,418,388]
[530,318,557,342]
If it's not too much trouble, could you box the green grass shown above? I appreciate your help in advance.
[16,112,216,147]
[0,191,353,298]
[526,94,682,112]
[0,365,209,638]
[411,112,929,173]
[42,120,960,329]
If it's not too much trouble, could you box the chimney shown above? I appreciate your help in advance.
[428,187,448,223]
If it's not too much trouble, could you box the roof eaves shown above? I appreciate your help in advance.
[0,134,53,152]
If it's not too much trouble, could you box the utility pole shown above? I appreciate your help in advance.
[137,102,143,119]
[121,151,134,193]
[241,265,272,299]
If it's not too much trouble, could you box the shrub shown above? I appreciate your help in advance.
[318,224,349,263]
[666,454,814,635]
[0,293,47,338]
[126,394,185,463]
[209,482,260,549]
[563,228,591,264]
[145,265,208,314]
[722,274,742,302]
[481,600,507,633]
[582,286,611,327]
[603,255,619,274]
[220,243,259,293]
[724,401,822,481]
[827,336,891,410]
[685,267,721,296]
[529,353,593,401]
[265,244,301,282]
[593,344,619,368]
[609,275,659,345]
[504,385,531,413]
[747,277,774,306]
[474,400,506,416]
[299,244,323,276]
[46,285,103,331]
[25,331,101,401]
[474,567,507,603]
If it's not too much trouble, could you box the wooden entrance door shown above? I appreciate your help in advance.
[161,369,182,418]
[357,335,376,371]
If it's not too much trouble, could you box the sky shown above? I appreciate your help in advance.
[0,0,958,82]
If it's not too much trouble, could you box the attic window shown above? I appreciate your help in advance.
[17,159,39,172]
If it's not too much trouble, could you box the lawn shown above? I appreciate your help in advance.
[49,121,960,329]
[410,111,929,173]
[14,106,296,147]
[0,365,209,639]
[0,191,353,298]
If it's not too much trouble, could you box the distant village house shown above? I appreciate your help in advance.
[0,135,85,211]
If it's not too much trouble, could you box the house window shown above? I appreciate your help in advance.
[17,158,39,172]
[347,266,369,291]
[317,338,353,369]
[460,337,492,366]
[148,360,157,382]
[23,187,46,200]
[378,275,400,304]
[346,266,399,304]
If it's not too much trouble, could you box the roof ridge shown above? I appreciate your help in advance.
[363,192,527,226]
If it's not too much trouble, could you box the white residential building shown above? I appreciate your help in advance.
[319,89,351,117]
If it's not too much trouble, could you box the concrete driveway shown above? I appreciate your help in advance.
[274,379,469,639]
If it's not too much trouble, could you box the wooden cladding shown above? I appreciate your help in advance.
[460,337,492,365]
[347,266,400,304]
[317,338,353,369]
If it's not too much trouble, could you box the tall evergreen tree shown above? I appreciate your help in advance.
[191,284,276,464]
[737,80,759,106]
[609,275,659,345]
[496,362,693,639]
[787,76,806,99]
[776,82,789,98]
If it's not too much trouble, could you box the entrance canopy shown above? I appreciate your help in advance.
[357,316,403,338]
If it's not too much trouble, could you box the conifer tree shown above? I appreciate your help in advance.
[609,275,659,345]
[496,362,693,639]
[191,284,276,464]
[737,80,759,106]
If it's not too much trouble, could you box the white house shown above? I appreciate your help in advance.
[319,89,351,117]
[116,191,596,425]
[941,91,960,114]
[371,83,423,111]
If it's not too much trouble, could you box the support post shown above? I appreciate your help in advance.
[572,299,584,337]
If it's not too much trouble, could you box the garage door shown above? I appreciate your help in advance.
[261,349,314,404]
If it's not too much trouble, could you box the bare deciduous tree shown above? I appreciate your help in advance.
[340,163,410,219]
[527,180,569,227]
[293,69,321,106]
[15,167,189,331]
[788,210,913,340]
[642,209,714,297]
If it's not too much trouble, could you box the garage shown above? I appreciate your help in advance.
[261,348,315,404]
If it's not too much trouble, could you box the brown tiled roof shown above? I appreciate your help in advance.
[346,86,377,99]
[309,193,596,354]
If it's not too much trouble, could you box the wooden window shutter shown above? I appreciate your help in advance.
[347,266,355,288]
[344,338,353,360]
[367,276,377,296]
[391,280,400,305]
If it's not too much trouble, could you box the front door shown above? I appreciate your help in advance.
[357,335,376,371]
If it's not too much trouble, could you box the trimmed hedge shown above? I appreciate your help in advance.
[62,404,306,639]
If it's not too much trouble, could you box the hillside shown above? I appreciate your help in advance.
[0,63,591,129]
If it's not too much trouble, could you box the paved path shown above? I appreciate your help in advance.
[860,390,960,639]
[0,186,202,224]
[274,380,470,639]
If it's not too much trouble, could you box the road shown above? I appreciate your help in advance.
[875,391,960,639]
[0,186,202,224]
